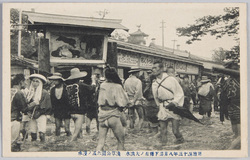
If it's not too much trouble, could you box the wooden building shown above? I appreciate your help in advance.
[21,11,203,82]
[11,54,38,78]
[109,38,203,80]
[23,11,128,81]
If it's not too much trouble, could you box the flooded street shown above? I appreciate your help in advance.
[20,111,237,152]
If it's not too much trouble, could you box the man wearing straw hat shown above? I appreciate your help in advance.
[48,73,71,137]
[26,74,52,142]
[219,60,240,149]
[66,68,94,142]
[124,68,144,130]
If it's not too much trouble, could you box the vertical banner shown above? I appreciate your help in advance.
[37,38,50,74]
[107,42,118,69]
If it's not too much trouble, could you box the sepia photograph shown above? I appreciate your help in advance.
[2,2,248,158]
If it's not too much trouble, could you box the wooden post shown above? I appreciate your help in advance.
[37,38,50,74]
[107,42,118,69]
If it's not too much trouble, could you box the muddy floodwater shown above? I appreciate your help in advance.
[20,111,238,152]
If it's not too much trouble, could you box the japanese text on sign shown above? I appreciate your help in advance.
[118,52,139,66]
[175,61,187,72]
[140,55,154,67]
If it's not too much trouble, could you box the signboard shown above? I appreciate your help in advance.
[117,50,199,75]
[186,64,199,74]
[140,55,154,68]
[175,61,187,73]
[117,52,139,67]
[163,59,175,68]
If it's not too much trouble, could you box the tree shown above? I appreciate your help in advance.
[10,8,36,58]
[176,7,239,63]
[111,29,129,42]
[212,47,227,63]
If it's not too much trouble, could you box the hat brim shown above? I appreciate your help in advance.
[29,74,47,83]
[66,72,87,80]
[128,69,141,73]
[48,76,65,81]
[200,79,211,83]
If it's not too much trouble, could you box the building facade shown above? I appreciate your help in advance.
[13,11,203,83]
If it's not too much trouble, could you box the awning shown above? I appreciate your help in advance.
[23,11,128,31]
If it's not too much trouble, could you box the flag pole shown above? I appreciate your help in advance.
[17,9,22,57]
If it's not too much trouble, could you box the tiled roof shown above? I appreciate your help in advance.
[153,44,190,58]
[11,54,37,68]
[108,38,203,66]
[23,11,128,31]
[189,54,206,61]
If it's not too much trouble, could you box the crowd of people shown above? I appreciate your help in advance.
[11,60,240,151]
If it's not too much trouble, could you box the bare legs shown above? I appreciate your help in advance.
[228,123,241,149]
[96,116,125,151]
[70,114,84,142]
[159,119,183,145]
[128,105,144,129]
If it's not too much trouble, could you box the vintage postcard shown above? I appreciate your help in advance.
[2,2,248,158]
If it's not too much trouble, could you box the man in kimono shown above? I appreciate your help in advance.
[152,61,185,145]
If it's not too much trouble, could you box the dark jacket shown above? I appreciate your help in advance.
[11,90,27,121]
[66,82,94,114]
[27,89,52,119]
[50,85,71,119]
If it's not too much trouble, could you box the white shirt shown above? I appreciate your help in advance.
[124,75,143,103]
[55,87,63,99]
[152,73,184,107]
[98,82,129,107]
[152,73,184,120]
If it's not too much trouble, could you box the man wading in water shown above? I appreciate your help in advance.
[152,61,185,146]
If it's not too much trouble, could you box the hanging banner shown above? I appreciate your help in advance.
[117,52,139,67]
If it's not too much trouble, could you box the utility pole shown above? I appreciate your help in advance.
[18,9,22,57]
[160,20,166,49]
[172,39,177,53]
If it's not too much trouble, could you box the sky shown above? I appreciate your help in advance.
[9,3,240,60]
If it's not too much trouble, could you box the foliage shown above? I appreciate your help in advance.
[225,45,239,63]
[176,7,240,63]
[176,7,239,44]
[212,47,227,63]
[111,29,129,42]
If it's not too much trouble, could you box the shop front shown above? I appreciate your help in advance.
[115,41,202,81]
